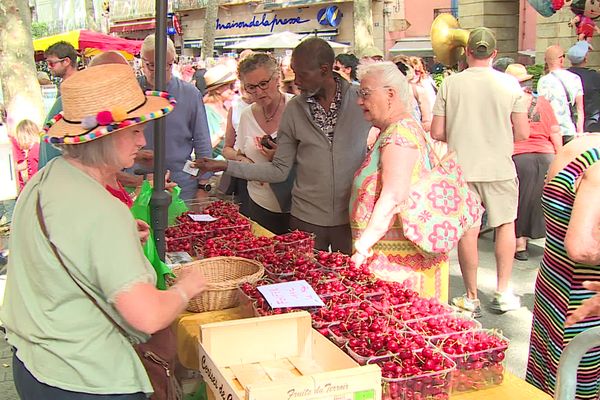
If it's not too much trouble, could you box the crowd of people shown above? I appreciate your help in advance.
[1,25,600,400]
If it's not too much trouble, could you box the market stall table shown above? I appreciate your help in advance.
[175,308,552,400]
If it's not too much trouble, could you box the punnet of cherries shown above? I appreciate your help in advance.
[166,200,509,399]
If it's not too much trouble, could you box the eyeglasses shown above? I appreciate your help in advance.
[46,58,66,67]
[244,72,276,93]
[142,58,174,71]
[358,86,390,99]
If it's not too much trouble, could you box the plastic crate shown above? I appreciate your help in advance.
[429,329,509,393]
[345,330,429,365]
[273,231,315,255]
[368,349,456,400]
[386,298,454,323]
[404,312,482,339]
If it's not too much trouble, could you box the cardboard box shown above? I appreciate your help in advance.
[198,311,382,400]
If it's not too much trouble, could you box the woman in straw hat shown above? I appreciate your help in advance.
[203,64,238,159]
[0,64,205,399]
[505,63,562,261]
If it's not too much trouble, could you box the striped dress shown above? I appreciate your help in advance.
[526,148,600,399]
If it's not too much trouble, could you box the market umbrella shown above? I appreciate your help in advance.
[33,29,143,60]
[224,31,348,50]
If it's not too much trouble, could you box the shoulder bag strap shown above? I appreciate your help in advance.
[35,193,131,340]
[551,72,573,105]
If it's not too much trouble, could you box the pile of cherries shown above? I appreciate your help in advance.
[166,200,508,398]
[431,330,508,392]
[273,230,315,254]
[165,200,251,253]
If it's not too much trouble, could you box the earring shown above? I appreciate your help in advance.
[388,99,392,111]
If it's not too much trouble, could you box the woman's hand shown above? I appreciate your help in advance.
[164,170,177,192]
[136,219,150,245]
[194,158,228,172]
[175,266,207,299]
[259,140,278,161]
[351,252,368,267]
[566,281,600,327]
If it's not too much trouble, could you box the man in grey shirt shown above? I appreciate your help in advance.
[197,38,371,253]
[131,35,212,200]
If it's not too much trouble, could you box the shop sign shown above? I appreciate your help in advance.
[317,6,342,28]
[216,13,310,33]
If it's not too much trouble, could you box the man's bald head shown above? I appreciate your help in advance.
[293,37,334,70]
[545,45,565,68]
[89,51,129,67]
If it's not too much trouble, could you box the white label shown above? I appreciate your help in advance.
[165,251,193,265]
[183,159,199,176]
[257,280,325,308]
[188,214,218,222]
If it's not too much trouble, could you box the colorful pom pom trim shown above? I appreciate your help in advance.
[41,91,176,145]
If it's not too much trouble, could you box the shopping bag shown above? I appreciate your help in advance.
[400,138,483,256]
[131,180,176,290]
[168,185,188,226]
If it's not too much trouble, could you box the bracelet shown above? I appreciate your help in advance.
[172,284,190,305]
[354,241,374,257]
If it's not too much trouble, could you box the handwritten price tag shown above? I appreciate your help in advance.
[188,214,218,222]
[257,280,325,308]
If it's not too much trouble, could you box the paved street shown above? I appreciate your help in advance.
[0,233,543,400]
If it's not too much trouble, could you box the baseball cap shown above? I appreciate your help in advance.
[467,27,497,59]
[567,40,590,64]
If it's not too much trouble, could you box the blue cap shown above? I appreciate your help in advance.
[567,41,590,64]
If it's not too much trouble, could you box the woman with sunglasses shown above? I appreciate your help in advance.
[350,61,448,298]
[229,52,294,234]
[203,65,238,159]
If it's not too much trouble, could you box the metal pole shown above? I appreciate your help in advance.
[150,0,171,261]
[554,326,600,400]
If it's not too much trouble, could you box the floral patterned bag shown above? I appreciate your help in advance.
[400,138,483,255]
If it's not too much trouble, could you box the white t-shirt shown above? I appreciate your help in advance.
[237,93,293,212]
[231,97,253,149]
[537,69,583,137]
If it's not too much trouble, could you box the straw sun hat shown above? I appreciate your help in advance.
[204,64,237,91]
[42,64,176,145]
[505,63,533,83]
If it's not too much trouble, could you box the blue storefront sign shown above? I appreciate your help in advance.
[216,13,311,33]
[317,6,343,28]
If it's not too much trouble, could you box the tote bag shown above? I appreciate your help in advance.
[400,133,483,255]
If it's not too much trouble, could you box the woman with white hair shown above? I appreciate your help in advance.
[350,61,448,296]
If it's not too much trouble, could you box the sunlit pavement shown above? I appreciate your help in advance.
[448,232,544,379]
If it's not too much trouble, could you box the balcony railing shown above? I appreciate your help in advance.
[433,7,458,19]
[172,0,259,11]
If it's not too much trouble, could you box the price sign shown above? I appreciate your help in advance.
[257,280,325,308]
[188,214,218,222]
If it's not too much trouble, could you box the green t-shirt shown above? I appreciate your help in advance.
[0,157,156,395]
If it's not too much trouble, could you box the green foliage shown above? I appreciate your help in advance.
[526,64,544,92]
[432,73,444,88]
[31,22,49,39]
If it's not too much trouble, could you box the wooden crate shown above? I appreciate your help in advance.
[198,311,382,400]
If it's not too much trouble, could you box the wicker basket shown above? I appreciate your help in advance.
[171,257,264,313]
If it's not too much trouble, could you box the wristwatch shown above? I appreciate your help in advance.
[197,182,212,192]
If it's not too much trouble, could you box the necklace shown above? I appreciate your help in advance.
[263,93,282,122]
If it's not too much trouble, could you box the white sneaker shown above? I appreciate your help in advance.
[491,290,521,312]
[452,294,482,318]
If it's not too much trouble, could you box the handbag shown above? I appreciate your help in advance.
[35,194,182,400]
[399,131,483,255]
